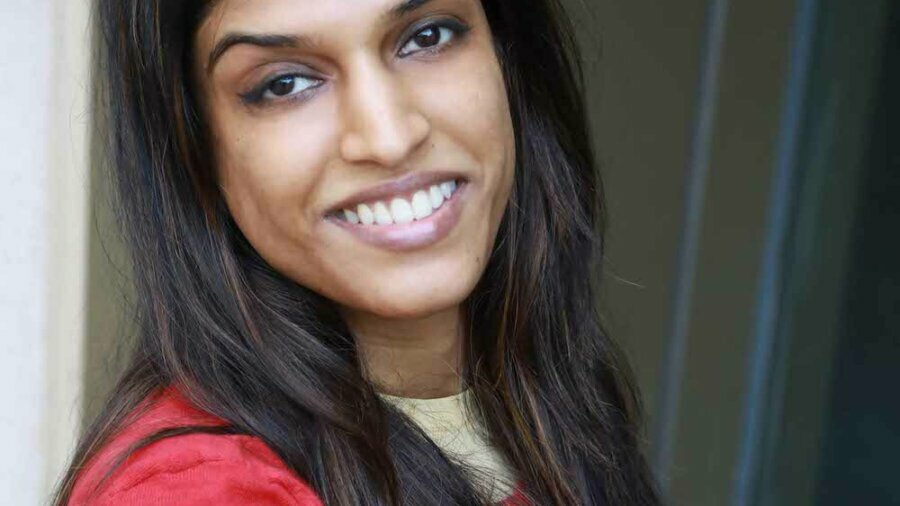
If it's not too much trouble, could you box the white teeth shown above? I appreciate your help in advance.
[340,179,460,227]
[411,190,433,219]
[373,201,393,225]
[357,203,375,225]
[439,180,456,199]
[428,185,444,209]
[343,209,360,224]
[389,197,414,224]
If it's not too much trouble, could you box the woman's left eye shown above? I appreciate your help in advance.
[398,20,469,57]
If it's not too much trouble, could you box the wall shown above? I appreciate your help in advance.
[0,0,91,503]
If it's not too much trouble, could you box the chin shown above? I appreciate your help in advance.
[342,270,477,320]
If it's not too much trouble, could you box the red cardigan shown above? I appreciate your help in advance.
[68,386,530,505]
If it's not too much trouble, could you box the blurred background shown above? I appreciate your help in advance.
[1,0,897,504]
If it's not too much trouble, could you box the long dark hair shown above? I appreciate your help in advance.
[54,0,660,504]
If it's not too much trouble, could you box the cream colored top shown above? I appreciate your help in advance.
[378,388,517,502]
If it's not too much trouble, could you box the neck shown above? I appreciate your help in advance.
[343,305,464,399]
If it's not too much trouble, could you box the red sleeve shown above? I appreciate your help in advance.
[69,432,323,506]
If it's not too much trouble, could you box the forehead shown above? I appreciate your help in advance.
[198,0,464,45]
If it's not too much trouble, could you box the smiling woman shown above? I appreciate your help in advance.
[196,0,514,324]
[53,0,660,504]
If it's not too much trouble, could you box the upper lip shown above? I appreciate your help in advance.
[325,171,466,214]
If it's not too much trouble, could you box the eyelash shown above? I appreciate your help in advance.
[239,18,471,107]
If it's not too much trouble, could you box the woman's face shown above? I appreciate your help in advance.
[194,0,515,319]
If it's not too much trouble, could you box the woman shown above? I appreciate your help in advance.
[56,0,660,504]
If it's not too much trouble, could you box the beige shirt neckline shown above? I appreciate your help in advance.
[377,388,517,502]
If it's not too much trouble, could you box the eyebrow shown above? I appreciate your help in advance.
[206,0,438,74]
[384,0,435,19]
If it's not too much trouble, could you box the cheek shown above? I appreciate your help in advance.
[423,45,516,211]
[431,49,513,156]
[213,103,337,262]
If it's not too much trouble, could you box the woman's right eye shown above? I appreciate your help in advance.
[242,74,322,105]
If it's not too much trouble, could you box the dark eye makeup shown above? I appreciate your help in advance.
[238,17,472,107]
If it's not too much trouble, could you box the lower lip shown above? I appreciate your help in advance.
[326,182,469,252]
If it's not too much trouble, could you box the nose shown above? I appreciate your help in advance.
[339,57,430,168]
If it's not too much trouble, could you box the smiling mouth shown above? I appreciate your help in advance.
[325,176,470,252]
[327,177,463,226]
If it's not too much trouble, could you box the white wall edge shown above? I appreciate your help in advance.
[42,0,91,496]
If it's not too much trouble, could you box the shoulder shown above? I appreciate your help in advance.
[68,386,322,506]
